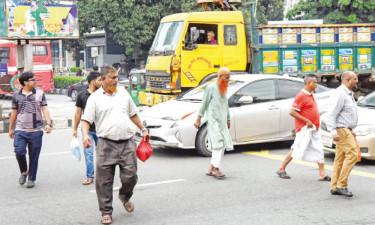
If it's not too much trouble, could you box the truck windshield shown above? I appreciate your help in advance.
[0,47,10,63]
[150,21,184,54]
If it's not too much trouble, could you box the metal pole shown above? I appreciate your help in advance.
[59,39,63,72]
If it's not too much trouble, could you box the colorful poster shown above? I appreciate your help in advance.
[321,49,335,72]
[282,49,297,73]
[321,27,334,34]
[1,0,79,39]
[358,33,371,42]
[339,27,353,33]
[262,28,278,34]
[358,27,371,33]
[0,0,6,36]
[282,28,296,34]
[301,34,316,43]
[339,33,353,42]
[301,49,316,72]
[321,34,334,43]
[263,51,279,74]
[357,48,371,71]
[339,48,353,70]
[301,28,316,34]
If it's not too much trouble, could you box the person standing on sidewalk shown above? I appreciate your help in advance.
[326,71,358,197]
[194,67,234,180]
[81,65,148,225]
[276,74,330,181]
[73,71,102,185]
[8,71,52,188]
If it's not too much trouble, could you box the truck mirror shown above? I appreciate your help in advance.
[192,44,198,50]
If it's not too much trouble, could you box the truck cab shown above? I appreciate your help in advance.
[140,11,248,106]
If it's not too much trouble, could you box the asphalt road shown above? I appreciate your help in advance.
[1,128,375,225]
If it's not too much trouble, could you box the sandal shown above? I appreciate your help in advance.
[82,178,93,185]
[206,171,214,176]
[319,175,331,181]
[276,171,291,179]
[213,171,226,180]
[101,214,112,225]
[123,200,134,213]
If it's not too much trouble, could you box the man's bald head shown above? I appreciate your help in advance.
[218,67,230,77]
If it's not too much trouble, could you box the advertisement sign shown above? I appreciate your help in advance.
[263,50,279,74]
[0,0,79,39]
[0,0,6,36]
[282,49,297,73]
[339,48,353,70]
[0,62,7,77]
[357,48,372,71]
[321,49,335,72]
[301,50,316,72]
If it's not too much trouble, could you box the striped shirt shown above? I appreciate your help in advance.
[12,88,48,131]
[326,84,358,135]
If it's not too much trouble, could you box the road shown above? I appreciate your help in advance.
[1,128,375,225]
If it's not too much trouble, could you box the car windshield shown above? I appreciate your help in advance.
[177,79,244,102]
[150,21,184,53]
[357,92,375,108]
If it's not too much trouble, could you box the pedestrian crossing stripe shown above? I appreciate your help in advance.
[244,150,375,179]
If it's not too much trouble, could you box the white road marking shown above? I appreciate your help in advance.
[89,179,185,193]
[0,151,70,160]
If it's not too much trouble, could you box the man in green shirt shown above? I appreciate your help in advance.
[194,67,234,179]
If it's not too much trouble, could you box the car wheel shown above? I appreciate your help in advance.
[71,90,78,101]
[195,125,212,157]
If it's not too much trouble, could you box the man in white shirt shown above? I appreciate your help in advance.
[326,71,358,197]
[81,65,148,224]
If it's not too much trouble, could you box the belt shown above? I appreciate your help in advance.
[337,127,352,131]
[100,137,128,143]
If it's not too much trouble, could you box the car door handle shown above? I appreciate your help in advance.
[269,105,279,110]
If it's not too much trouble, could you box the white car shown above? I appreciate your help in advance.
[320,91,375,160]
[137,74,332,156]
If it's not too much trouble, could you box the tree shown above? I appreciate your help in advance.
[68,0,200,62]
[256,0,285,25]
[286,0,375,23]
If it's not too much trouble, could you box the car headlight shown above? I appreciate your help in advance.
[175,130,182,142]
[353,125,375,136]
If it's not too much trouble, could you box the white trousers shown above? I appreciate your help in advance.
[211,147,225,168]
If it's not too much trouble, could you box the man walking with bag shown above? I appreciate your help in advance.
[81,65,148,224]
[9,71,52,188]
[276,74,330,181]
[73,71,102,185]
[326,71,358,197]
[194,67,234,180]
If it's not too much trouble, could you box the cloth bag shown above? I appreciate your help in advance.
[70,137,81,161]
[291,125,325,163]
[136,135,153,162]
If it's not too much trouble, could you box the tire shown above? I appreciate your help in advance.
[199,74,217,85]
[71,90,78,102]
[195,125,212,157]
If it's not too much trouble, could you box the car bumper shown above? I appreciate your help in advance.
[320,129,375,160]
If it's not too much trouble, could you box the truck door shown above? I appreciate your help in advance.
[181,23,223,87]
[222,24,247,71]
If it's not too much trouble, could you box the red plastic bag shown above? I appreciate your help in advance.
[136,135,153,162]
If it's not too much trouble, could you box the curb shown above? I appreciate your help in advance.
[0,118,72,133]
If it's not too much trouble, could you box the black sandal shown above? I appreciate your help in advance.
[276,171,291,179]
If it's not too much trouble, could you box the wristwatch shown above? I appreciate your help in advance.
[141,127,147,132]
[46,123,53,128]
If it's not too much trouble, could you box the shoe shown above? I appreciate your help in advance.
[330,189,340,195]
[19,174,27,185]
[26,180,35,188]
[336,187,353,197]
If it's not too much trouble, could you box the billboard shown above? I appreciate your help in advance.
[0,0,79,39]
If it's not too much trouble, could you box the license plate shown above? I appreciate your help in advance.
[322,135,333,147]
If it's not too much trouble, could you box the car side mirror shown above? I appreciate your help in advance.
[237,96,253,104]
[357,96,364,102]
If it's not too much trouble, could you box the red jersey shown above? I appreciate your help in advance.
[291,89,320,133]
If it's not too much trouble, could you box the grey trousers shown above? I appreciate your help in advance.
[96,137,138,215]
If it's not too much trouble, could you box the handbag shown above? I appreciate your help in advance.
[136,135,153,162]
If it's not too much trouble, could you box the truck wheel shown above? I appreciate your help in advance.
[199,74,217,85]
[195,125,212,157]
[71,90,78,101]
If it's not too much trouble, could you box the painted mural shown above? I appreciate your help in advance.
[0,0,78,39]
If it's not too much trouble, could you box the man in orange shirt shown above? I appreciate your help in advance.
[276,74,330,181]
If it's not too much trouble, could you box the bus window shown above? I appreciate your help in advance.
[33,45,48,56]
[0,47,10,63]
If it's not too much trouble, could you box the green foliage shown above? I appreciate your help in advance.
[76,0,200,60]
[53,76,83,89]
[70,67,82,72]
[255,0,285,25]
[287,0,375,23]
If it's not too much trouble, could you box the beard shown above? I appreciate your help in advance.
[218,78,228,96]
[108,86,117,93]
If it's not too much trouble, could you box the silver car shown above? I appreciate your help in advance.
[137,74,332,156]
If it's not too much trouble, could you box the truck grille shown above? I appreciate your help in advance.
[147,74,171,90]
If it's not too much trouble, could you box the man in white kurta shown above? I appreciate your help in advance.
[194,67,234,179]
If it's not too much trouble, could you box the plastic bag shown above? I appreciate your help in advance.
[70,137,81,161]
[136,135,153,162]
